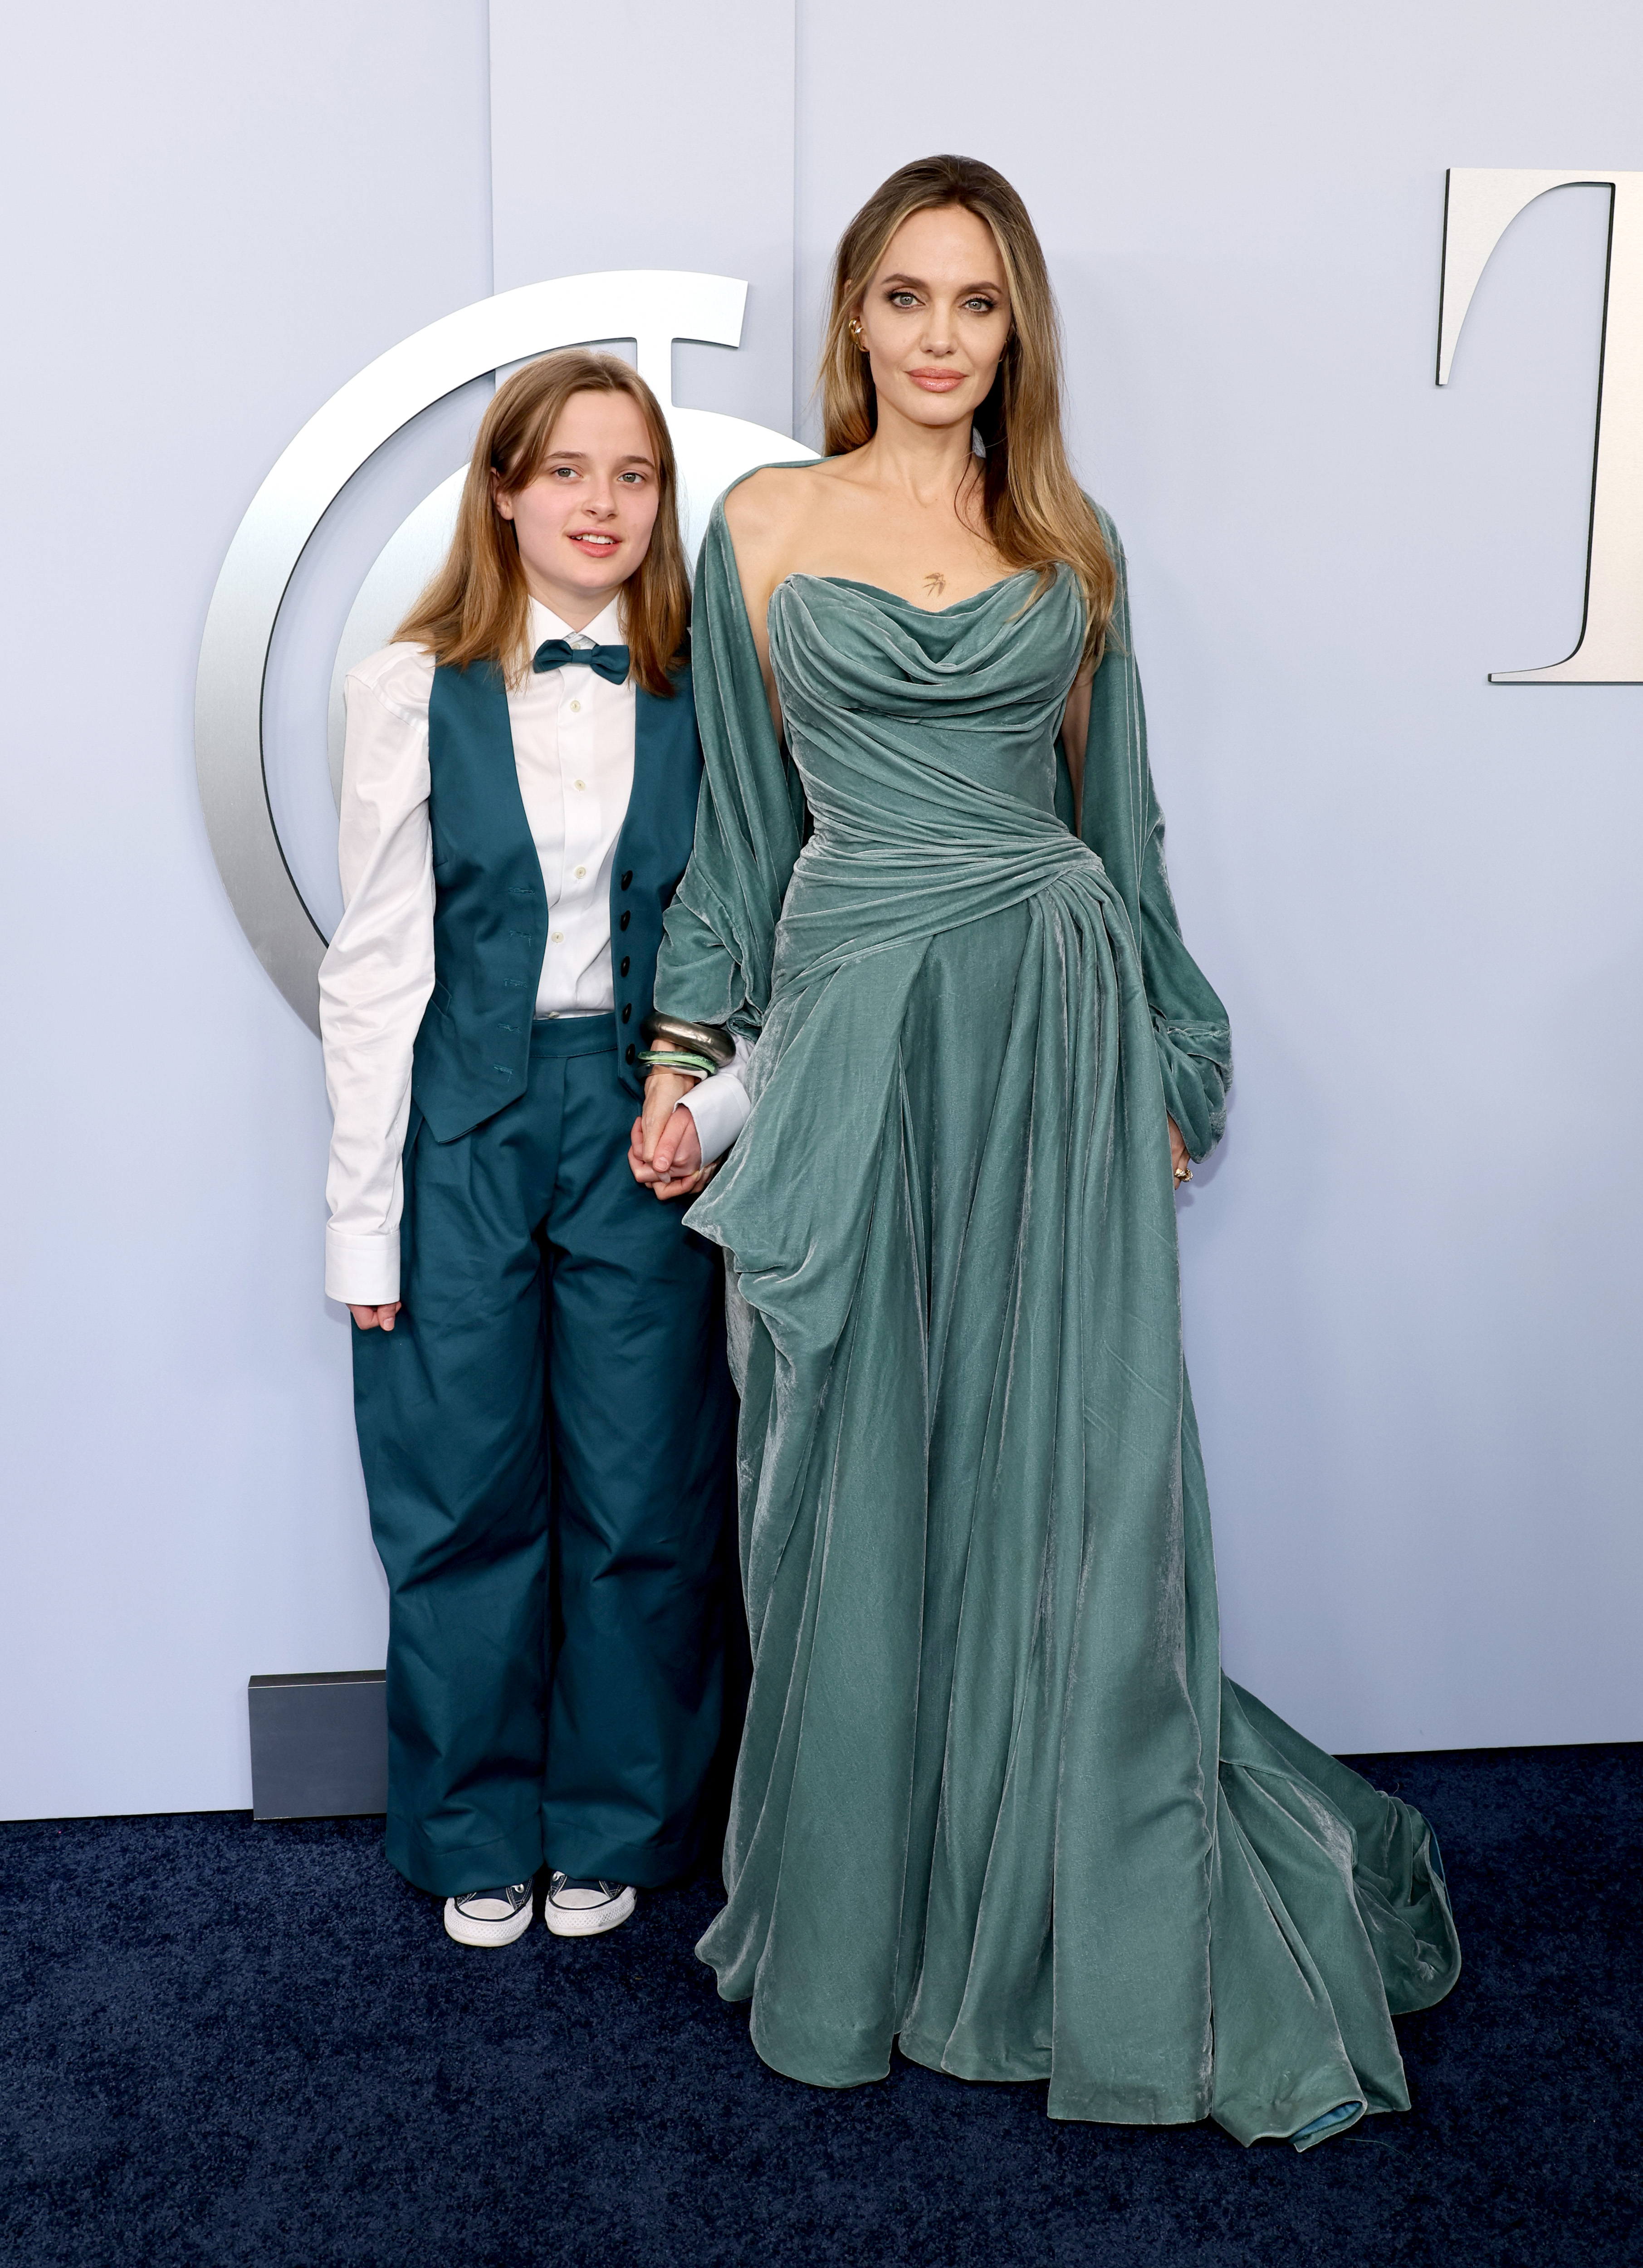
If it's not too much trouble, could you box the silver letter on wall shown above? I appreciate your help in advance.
[1438,168,1643,683]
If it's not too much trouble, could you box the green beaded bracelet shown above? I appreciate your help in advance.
[638,1048,718,1079]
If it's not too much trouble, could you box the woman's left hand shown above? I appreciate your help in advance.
[1169,1116,1192,1188]
[629,1068,717,1201]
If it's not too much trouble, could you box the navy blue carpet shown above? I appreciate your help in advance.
[2,1744,1639,2267]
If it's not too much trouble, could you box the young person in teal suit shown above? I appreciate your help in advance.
[320,351,746,1947]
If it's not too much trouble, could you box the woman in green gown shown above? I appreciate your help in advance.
[631,155,1459,2148]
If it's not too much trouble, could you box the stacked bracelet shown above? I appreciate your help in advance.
[638,1048,718,1079]
[640,1012,736,1070]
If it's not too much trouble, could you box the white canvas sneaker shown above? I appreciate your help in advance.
[443,1881,534,1948]
[543,1874,636,1938]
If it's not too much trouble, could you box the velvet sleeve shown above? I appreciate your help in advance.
[1077,507,1233,1159]
[653,499,808,1044]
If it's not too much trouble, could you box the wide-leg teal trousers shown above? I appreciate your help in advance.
[353,1012,738,1897]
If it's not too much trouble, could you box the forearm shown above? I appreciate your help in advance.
[321,668,435,1306]
[1140,874,1231,1159]
[653,876,767,1046]
[320,944,433,1306]
[676,1034,752,1164]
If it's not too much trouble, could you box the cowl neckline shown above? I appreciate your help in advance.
[770,563,1083,693]
[778,567,1038,619]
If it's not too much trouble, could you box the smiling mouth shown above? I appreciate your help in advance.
[908,368,966,392]
[569,531,620,551]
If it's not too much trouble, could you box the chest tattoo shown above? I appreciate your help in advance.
[924,572,947,598]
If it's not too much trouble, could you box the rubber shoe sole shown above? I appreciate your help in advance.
[543,1883,636,1939]
[443,1892,535,1949]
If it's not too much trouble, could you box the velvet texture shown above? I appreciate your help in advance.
[653,498,1459,2146]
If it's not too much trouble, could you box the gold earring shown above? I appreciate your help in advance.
[849,318,867,351]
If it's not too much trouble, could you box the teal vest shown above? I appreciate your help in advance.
[411,656,703,1143]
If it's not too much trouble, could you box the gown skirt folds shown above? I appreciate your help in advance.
[653,493,1460,2147]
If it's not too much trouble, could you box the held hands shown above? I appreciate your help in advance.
[629,1069,717,1202]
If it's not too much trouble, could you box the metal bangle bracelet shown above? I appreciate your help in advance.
[640,1012,737,1070]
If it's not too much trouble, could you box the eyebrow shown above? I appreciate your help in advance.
[876,271,1006,295]
[541,449,656,467]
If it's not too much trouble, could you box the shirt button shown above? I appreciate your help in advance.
[570,699,582,713]
[551,931,564,943]
[573,779,586,792]
[573,865,586,880]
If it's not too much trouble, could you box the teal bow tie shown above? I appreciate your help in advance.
[532,638,630,685]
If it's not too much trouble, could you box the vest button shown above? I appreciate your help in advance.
[619,956,630,976]
[620,870,633,890]
[625,1043,636,1064]
[619,911,631,931]
[621,1003,632,1023]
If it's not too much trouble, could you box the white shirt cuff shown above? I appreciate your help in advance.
[680,1063,750,1166]
[326,1227,401,1309]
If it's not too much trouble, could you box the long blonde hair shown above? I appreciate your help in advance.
[395,350,690,696]
[818,155,1116,664]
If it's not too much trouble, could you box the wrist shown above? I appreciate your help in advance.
[641,1050,714,1080]
[641,1012,736,1070]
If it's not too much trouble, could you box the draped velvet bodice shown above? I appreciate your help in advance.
[768,568,1083,847]
[760,569,1097,1005]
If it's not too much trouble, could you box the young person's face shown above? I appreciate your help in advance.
[853,204,1012,440]
[495,388,662,627]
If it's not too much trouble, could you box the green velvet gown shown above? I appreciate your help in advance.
[653,492,1460,2148]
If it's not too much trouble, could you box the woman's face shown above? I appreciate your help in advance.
[853,204,1013,437]
[495,388,662,622]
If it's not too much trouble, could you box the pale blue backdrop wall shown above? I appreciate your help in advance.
[1,0,1637,1818]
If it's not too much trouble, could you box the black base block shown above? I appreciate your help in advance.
[248,1672,387,1821]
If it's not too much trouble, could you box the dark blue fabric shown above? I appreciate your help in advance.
[354,1013,738,1898]
[412,659,704,1140]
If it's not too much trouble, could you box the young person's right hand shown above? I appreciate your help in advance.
[629,1069,711,1201]
[350,1303,402,1331]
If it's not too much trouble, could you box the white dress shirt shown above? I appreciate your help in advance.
[319,595,748,1308]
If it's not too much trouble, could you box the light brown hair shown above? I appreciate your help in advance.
[395,349,689,696]
[818,155,1117,663]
